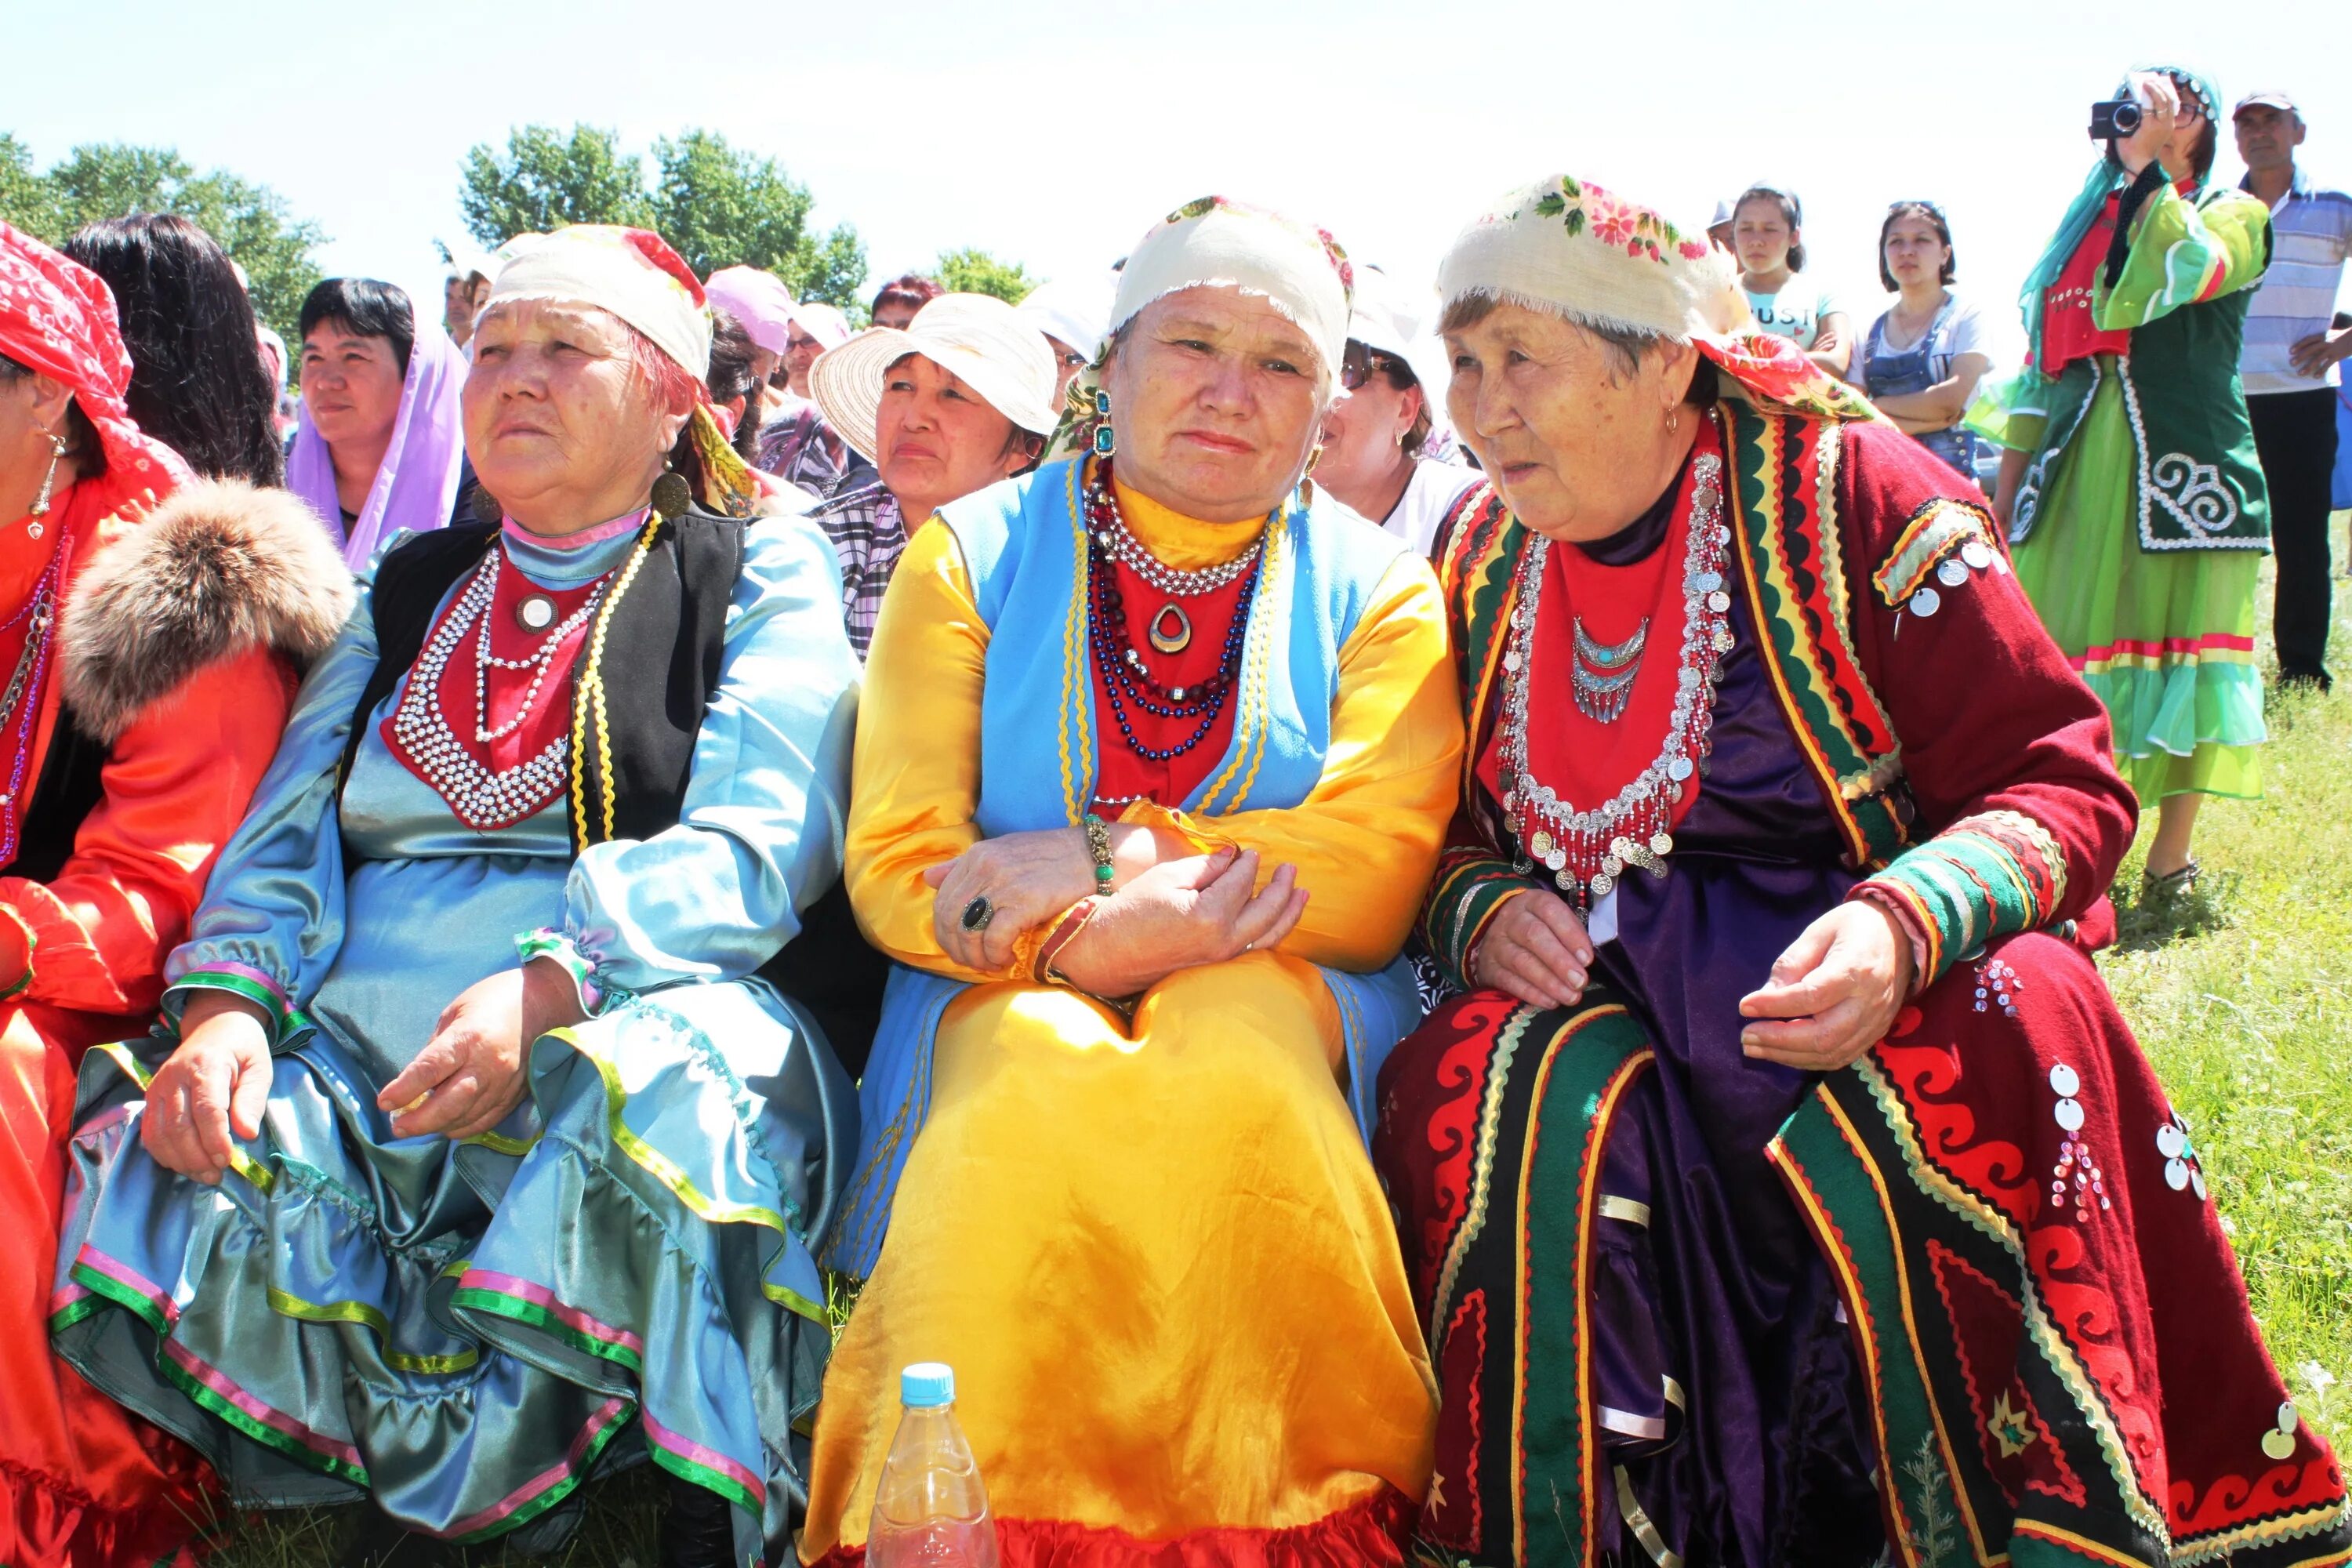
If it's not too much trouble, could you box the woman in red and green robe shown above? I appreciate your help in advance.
[1375,172,2349,1568]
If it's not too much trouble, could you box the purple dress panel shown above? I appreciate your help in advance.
[1539,496,1883,1564]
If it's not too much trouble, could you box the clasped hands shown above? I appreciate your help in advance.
[1470,887,1915,1071]
[140,957,590,1184]
[924,823,1307,999]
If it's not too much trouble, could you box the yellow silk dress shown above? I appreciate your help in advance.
[802,484,1461,1563]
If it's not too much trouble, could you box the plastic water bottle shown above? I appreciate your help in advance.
[866,1363,1000,1568]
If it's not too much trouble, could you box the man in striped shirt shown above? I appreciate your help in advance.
[2236,91,2352,689]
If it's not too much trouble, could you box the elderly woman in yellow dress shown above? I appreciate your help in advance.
[802,198,1463,1566]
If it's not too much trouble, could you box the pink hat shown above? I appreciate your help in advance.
[704,266,798,358]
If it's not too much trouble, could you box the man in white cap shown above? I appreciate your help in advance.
[806,293,1062,655]
[2234,89,2352,689]
[1312,263,1480,554]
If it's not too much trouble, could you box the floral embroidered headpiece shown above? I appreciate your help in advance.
[1439,173,1879,424]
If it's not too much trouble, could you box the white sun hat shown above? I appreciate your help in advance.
[1345,263,1457,446]
[1014,272,1116,363]
[808,292,1062,463]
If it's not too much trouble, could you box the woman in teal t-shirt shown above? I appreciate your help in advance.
[1733,183,1851,377]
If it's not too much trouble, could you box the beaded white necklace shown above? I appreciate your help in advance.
[390,549,612,829]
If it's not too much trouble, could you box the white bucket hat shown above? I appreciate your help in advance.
[808,292,1062,463]
[1345,264,1454,438]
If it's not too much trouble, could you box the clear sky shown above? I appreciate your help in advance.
[11,0,2346,358]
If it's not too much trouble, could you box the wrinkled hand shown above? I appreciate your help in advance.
[1470,890,1595,1011]
[2289,328,2352,379]
[142,993,274,1184]
[1737,901,1916,1071]
[378,960,585,1140]
[925,827,1098,974]
[2116,71,2182,176]
[1052,847,1307,999]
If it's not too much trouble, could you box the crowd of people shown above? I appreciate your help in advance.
[1,60,2347,1568]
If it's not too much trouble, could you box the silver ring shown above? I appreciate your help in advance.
[960,895,996,933]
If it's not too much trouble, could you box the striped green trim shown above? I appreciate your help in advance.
[449,1287,643,1374]
[1423,855,1534,990]
[265,1287,478,1374]
[47,1292,104,1334]
[445,1406,629,1545]
[549,1025,827,1325]
[1860,832,2040,985]
[71,1260,169,1335]
[155,1352,370,1488]
[172,971,300,1044]
[648,1442,762,1517]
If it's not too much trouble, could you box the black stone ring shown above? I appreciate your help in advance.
[960,896,996,933]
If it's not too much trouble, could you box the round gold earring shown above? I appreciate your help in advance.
[1666,408,1681,437]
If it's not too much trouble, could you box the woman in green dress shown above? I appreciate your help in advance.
[1973,66,2271,897]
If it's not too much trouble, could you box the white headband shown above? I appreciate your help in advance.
[488,226,713,379]
[1109,198,1352,382]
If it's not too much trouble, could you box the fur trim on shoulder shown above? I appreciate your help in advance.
[60,478,356,742]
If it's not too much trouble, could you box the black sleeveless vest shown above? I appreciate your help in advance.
[339,512,885,1074]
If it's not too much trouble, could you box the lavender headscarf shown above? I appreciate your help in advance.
[286,324,466,570]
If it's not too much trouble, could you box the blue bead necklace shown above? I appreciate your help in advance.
[1083,467,1263,763]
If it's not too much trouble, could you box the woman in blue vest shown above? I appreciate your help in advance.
[802,197,1464,1566]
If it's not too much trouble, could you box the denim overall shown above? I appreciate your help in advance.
[1864,299,1984,484]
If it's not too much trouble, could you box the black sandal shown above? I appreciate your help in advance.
[2142,857,2200,903]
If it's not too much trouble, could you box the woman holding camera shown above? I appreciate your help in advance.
[1972,67,2271,900]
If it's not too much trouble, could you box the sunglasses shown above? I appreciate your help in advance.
[1340,341,1411,392]
[1887,198,1948,220]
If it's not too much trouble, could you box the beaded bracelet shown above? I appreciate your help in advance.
[1081,812,1115,892]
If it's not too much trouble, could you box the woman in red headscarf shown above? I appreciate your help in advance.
[0,222,351,1568]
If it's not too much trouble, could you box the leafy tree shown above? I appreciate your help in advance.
[935,247,1033,303]
[0,135,58,238]
[459,125,868,310]
[0,138,325,342]
[458,125,651,245]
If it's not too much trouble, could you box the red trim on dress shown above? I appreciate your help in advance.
[809,1483,1415,1568]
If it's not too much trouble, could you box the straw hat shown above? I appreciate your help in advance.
[808,293,1061,463]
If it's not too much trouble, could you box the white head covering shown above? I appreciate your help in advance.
[1437,173,1878,424]
[1014,273,1116,362]
[792,299,853,350]
[1344,263,1454,445]
[1107,196,1352,383]
[486,224,713,378]
[808,292,1062,464]
[703,265,797,358]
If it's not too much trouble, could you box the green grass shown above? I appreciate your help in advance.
[2098,514,2352,1453]
[201,522,2352,1566]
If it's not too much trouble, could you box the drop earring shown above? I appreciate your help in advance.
[1665,408,1681,437]
[27,431,66,538]
[650,466,691,521]
[1091,389,1115,458]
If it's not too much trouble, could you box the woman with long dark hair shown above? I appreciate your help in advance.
[61,215,284,487]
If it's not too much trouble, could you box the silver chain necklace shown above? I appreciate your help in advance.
[1497,437,1735,906]
[1090,499,1265,597]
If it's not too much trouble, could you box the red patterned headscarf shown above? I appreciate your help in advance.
[0,221,192,488]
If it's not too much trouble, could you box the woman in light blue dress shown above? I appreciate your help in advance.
[49,226,859,1568]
